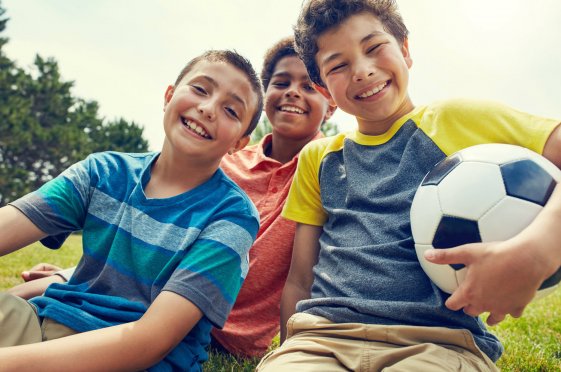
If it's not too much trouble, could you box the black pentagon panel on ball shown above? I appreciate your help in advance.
[539,267,561,290]
[422,153,463,186]
[501,159,557,206]
[433,216,481,270]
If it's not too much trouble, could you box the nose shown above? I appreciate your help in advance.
[352,57,375,83]
[284,84,301,98]
[198,100,216,121]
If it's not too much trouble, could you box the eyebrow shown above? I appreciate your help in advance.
[272,71,311,81]
[320,31,386,66]
[200,75,247,111]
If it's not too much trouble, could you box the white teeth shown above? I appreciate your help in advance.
[358,82,388,98]
[181,117,210,139]
[279,105,305,114]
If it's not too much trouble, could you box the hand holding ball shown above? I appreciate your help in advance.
[410,144,561,300]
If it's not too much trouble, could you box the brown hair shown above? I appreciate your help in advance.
[294,0,409,87]
[260,36,298,91]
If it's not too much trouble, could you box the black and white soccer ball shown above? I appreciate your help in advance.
[411,143,561,300]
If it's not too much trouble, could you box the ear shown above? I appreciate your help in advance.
[231,135,251,153]
[323,104,337,122]
[401,38,413,69]
[313,83,336,106]
[163,85,174,111]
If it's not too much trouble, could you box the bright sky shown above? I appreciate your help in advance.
[3,0,561,151]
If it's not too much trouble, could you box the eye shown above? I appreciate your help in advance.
[225,107,239,119]
[272,81,289,88]
[327,63,346,75]
[366,43,383,54]
[303,83,316,92]
[191,85,207,95]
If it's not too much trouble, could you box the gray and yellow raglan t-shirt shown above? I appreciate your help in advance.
[282,99,559,362]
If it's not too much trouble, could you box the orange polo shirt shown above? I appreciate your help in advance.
[211,132,322,357]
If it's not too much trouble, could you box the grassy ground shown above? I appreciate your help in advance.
[1,236,560,371]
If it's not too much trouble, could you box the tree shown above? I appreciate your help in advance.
[250,117,273,144]
[0,3,149,206]
[250,117,341,145]
[89,117,149,153]
[320,120,340,137]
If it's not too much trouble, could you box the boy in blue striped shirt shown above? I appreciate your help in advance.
[0,50,263,371]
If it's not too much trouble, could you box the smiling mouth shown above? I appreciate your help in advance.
[356,81,389,99]
[181,117,212,139]
[278,105,306,115]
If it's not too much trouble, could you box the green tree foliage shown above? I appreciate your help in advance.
[320,120,339,137]
[250,117,340,145]
[0,3,149,206]
[250,117,273,144]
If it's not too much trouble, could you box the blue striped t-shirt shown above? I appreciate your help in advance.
[10,151,259,371]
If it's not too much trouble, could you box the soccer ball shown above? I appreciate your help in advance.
[410,143,561,300]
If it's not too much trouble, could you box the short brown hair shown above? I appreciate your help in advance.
[174,50,264,136]
[294,0,409,87]
[260,36,298,91]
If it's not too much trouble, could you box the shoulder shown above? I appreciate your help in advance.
[88,151,156,164]
[418,99,558,155]
[300,132,349,160]
[84,151,157,174]
[215,170,259,219]
[422,98,521,122]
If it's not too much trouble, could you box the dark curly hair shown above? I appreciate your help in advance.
[173,50,264,136]
[260,36,299,92]
[294,0,408,87]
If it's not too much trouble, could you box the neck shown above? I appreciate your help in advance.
[357,98,415,136]
[268,131,318,164]
[145,143,219,198]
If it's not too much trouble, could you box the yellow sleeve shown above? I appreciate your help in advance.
[418,99,559,156]
[282,138,331,226]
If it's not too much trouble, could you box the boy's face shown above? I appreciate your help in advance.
[265,55,334,141]
[163,60,257,161]
[315,12,414,134]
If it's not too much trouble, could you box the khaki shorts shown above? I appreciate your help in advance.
[0,292,77,346]
[257,313,498,372]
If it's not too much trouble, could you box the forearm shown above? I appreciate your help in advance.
[0,292,202,371]
[279,279,311,343]
[516,184,561,275]
[0,321,166,372]
[538,124,561,271]
[8,275,65,300]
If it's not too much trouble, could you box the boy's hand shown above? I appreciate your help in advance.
[9,274,66,300]
[424,241,545,326]
[22,263,62,281]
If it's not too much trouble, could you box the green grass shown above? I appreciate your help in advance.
[1,237,560,371]
[0,235,83,290]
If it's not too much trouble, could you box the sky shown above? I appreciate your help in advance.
[3,0,561,151]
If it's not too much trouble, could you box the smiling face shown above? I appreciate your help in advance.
[162,60,257,163]
[315,12,414,135]
[265,55,333,142]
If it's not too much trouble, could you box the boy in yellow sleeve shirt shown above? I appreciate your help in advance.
[258,0,561,371]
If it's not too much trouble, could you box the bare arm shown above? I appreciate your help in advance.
[425,124,561,325]
[280,223,321,343]
[9,265,75,300]
[22,263,65,281]
[0,290,203,371]
[1,205,69,300]
[8,275,65,300]
[0,205,47,257]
